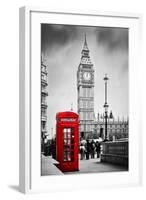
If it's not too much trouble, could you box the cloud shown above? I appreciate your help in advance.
[41,24,78,56]
[95,27,128,52]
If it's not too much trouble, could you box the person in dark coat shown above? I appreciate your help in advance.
[95,141,101,158]
[85,139,90,160]
[90,140,96,159]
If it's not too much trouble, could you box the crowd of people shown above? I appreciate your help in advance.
[79,139,101,160]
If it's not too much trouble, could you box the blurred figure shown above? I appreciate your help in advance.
[51,138,56,159]
[80,144,86,160]
[95,141,101,158]
[90,140,96,159]
[85,139,90,160]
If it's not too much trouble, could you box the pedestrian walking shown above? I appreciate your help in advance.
[80,144,86,160]
[95,141,101,158]
[85,139,90,160]
[90,140,96,159]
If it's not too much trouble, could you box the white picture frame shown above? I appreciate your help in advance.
[19,6,142,194]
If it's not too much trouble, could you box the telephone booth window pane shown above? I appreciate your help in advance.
[64,139,67,145]
[64,128,67,133]
[64,151,66,161]
[64,133,67,138]
[67,152,71,161]
[68,128,71,133]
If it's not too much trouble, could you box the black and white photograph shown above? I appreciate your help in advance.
[41,24,129,176]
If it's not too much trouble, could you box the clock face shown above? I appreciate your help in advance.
[83,72,91,81]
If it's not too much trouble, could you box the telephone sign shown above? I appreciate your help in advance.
[56,111,79,172]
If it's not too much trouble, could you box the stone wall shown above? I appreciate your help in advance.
[101,141,128,167]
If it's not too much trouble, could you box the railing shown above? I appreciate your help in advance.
[101,140,128,167]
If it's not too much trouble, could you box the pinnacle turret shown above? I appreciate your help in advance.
[83,34,89,51]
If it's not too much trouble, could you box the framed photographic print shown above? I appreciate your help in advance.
[19,7,142,193]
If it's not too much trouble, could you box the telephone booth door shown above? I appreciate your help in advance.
[56,112,79,172]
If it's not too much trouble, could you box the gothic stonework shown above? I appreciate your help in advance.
[41,58,48,151]
[77,35,95,139]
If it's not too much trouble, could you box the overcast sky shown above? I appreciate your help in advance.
[41,24,128,138]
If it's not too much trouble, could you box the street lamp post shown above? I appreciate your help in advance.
[103,74,109,142]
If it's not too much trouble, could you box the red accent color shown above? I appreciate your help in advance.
[56,111,79,172]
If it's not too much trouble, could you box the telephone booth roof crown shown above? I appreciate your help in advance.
[56,111,78,119]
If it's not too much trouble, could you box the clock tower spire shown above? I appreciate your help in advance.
[77,35,95,139]
[83,34,89,52]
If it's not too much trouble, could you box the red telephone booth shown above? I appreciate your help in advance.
[56,111,79,172]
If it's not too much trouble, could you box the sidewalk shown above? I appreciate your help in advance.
[41,155,128,176]
[41,155,63,176]
[64,157,128,175]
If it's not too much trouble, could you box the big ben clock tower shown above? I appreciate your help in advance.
[77,35,94,139]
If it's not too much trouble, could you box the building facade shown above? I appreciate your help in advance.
[41,59,48,151]
[77,36,95,139]
[94,115,129,141]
